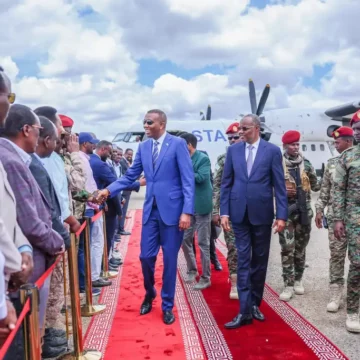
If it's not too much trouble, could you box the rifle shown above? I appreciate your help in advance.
[296,167,310,225]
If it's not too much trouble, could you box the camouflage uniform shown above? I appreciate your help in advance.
[279,156,320,286]
[315,156,347,285]
[333,145,360,314]
[213,152,237,275]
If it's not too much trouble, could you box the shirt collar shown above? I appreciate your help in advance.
[33,153,45,166]
[153,132,167,145]
[247,137,261,149]
[80,150,90,160]
[2,138,32,167]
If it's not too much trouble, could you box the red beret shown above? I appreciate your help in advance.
[350,110,360,127]
[282,130,301,144]
[225,122,240,134]
[332,126,353,139]
[59,114,74,127]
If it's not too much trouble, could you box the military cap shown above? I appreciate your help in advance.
[225,122,240,134]
[350,110,360,127]
[59,114,74,128]
[332,126,353,139]
[282,130,301,144]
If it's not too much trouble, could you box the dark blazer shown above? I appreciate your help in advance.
[198,150,213,185]
[220,138,288,225]
[29,154,70,248]
[0,139,64,283]
[191,150,213,215]
[120,157,131,196]
[89,154,140,216]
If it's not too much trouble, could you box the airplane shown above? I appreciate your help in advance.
[112,79,360,175]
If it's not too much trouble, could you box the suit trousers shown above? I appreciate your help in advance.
[118,191,131,231]
[232,213,272,315]
[140,207,184,311]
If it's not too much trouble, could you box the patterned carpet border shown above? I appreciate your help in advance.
[177,250,233,360]
[83,210,136,352]
[215,238,348,360]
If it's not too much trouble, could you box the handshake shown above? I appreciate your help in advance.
[89,189,110,204]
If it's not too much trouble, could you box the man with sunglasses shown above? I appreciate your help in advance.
[220,114,287,329]
[213,122,244,300]
[95,109,194,325]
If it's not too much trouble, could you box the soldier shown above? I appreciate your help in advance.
[279,130,320,302]
[315,127,353,312]
[333,110,360,333]
[212,122,244,299]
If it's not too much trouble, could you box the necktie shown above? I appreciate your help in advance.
[152,141,159,168]
[247,145,254,176]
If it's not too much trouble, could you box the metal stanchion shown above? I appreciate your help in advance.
[81,217,106,317]
[20,284,41,360]
[59,233,101,360]
[63,253,71,337]
[100,212,118,279]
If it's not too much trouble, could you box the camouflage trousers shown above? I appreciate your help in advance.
[327,219,347,286]
[345,221,360,314]
[278,209,313,286]
[45,255,69,329]
[224,221,237,275]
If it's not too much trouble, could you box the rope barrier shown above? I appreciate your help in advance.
[75,221,87,238]
[35,254,63,289]
[91,210,103,223]
[0,299,30,360]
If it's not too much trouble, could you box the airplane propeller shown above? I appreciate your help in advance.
[248,79,271,119]
[200,105,212,121]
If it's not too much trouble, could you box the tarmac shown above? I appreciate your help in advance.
[129,189,360,360]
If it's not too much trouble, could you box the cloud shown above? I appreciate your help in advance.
[1,0,360,141]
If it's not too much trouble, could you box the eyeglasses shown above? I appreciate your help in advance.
[143,120,154,126]
[238,126,254,132]
[0,93,16,104]
[20,124,44,131]
[228,136,240,141]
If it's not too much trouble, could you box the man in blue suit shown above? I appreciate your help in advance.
[96,109,195,325]
[220,114,287,329]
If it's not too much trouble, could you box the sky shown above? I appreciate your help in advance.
[1,0,359,139]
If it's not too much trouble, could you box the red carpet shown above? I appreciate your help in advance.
[103,210,189,360]
[84,210,348,360]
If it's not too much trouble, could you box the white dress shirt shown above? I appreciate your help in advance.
[245,136,261,162]
[153,131,167,154]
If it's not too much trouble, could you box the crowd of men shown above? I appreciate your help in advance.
[0,66,143,359]
[1,63,360,359]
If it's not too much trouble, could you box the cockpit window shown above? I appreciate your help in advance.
[113,132,127,142]
[128,134,143,143]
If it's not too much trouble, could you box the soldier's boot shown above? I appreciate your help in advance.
[229,275,238,300]
[346,314,360,333]
[279,286,294,302]
[327,284,343,313]
[294,280,305,295]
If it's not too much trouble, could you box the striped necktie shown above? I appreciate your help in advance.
[152,140,159,168]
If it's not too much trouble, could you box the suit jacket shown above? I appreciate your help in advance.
[198,150,213,185]
[120,157,131,196]
[107,133,195,226]
[0,162,27,275]
[191,150,213,215]
[220,138,287,225]
[29,154,71,248]
[0,139,64,283]
[90,154,140,217]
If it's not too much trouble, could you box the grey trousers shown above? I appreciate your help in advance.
[182,213,211,280]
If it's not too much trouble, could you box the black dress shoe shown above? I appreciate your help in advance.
[140,295,156,315]
[252,305,265,322]
[120,230,131,236]
[163,310,175,325]
[224,313,253,329]
[92,278,112,287]
[212,258,223,271]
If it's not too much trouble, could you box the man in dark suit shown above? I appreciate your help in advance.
[96,109,195,325]
[90,141,140,270]
[220,114,287,329]
[118,148,133,236]
[29,116,69,358]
